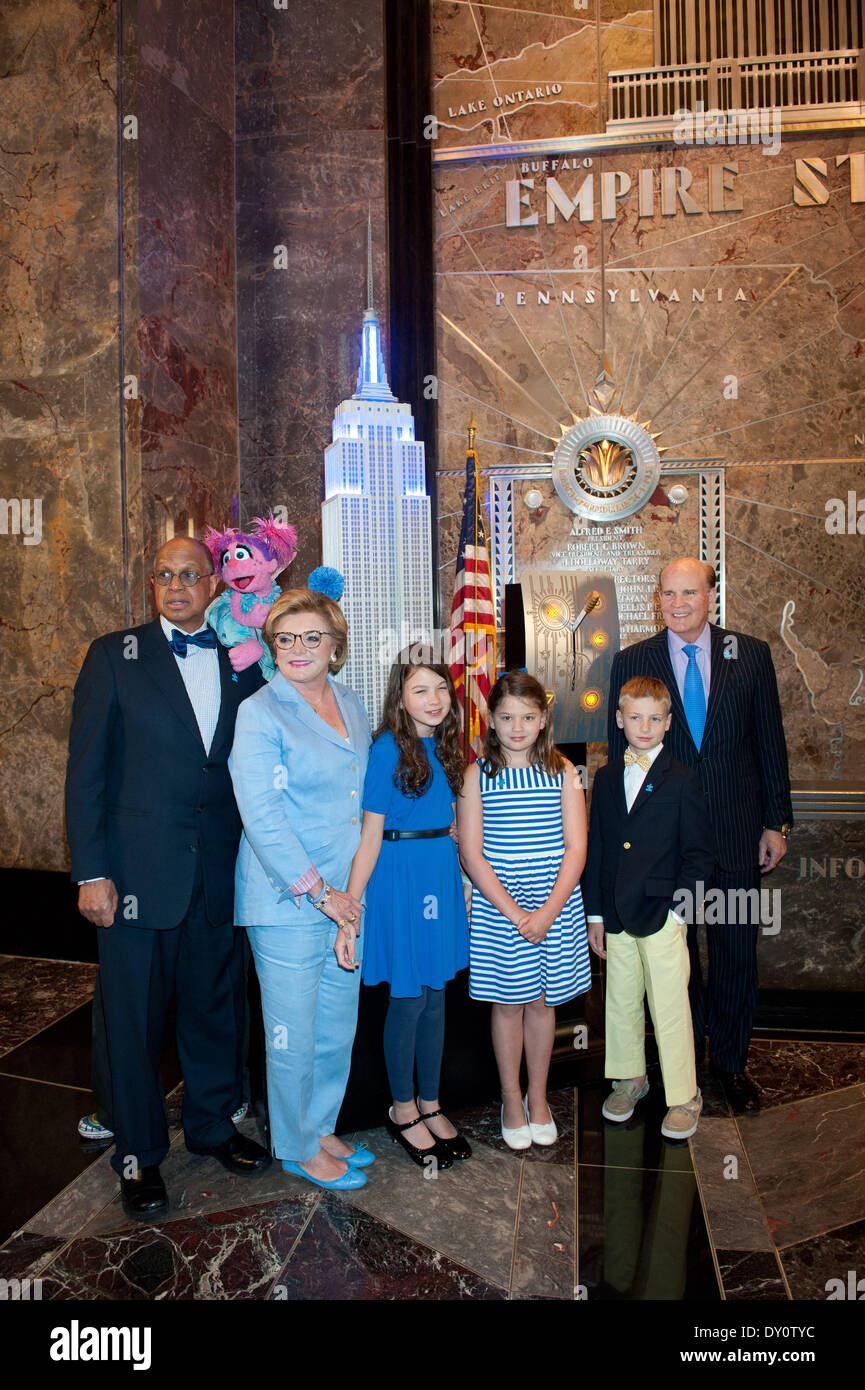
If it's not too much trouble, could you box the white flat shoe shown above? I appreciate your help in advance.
[500,1103,532,1150]
[524,1095,558,1146]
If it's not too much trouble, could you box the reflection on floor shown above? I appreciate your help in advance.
[1,955,863,1300]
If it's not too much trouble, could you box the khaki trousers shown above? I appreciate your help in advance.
[605,911,696,1107]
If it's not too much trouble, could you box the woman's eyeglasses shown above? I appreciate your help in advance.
[273,631,334,651]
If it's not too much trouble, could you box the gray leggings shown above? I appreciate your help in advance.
[383,986,446,1103]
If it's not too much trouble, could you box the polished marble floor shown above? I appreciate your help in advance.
[1,955,863,1301]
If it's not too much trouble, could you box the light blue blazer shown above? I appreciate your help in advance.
[228,672,371,927]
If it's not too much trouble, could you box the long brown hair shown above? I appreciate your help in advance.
[375,646,465,797]
[481,669,565,779]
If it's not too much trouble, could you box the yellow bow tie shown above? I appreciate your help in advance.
[624,748,652,772]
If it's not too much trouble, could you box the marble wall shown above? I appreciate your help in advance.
[757,816,865,991]
[0,1,123,872]
[235,0,387,586]
[432,131,865,787]
[430,6,865,994]
[432,0,865,157]
[0,0,240,871]
[128,0,240,616]
[433,0,653,150]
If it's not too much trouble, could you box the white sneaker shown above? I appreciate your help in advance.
[231,1102,249,1124]
[78,1112,114,1140]
[523,1095,557,1145]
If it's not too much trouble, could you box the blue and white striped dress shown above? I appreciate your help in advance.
[469,762,591,1006]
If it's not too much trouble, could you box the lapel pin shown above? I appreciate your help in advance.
[645,784,653,792]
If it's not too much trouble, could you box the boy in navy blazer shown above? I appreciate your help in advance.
[584,676,715,1139]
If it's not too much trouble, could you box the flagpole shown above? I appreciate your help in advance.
[465,419,477,757]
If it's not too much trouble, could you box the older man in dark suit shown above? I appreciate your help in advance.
[606,557,792,1113]
[66,536,271,1219]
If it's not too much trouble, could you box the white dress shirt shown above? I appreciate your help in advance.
[159,614,221,754]
[624,738,664,811]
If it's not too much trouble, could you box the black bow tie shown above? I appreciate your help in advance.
[169,627,218,658]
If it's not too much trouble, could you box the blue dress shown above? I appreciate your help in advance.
[361,732,469,997]
[469,762,591,1006]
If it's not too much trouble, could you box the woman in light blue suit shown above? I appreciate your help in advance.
[229,586,372,1191]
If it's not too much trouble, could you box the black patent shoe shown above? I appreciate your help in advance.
[417,1103,472,1160]
[120,1164,169,1222]
[385,1108,453,1169]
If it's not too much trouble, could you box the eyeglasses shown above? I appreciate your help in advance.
[273,630,334,651]
[152,569,209,587]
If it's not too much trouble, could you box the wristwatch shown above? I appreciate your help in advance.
[767,823,793,840]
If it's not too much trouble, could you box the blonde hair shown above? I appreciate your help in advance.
[618,675,671,714]
[263,589,348,672]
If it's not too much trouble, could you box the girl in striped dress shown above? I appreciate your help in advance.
[458,670,591,1149]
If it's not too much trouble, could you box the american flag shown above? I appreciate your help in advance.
[449,424,496,759]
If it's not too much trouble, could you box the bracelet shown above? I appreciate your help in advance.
[310,882,331,912]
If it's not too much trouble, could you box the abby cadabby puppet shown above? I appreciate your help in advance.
[204,513,298,679]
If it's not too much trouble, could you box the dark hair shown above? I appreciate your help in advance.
[150,536,214,576]
[481,669,565,779]
[375,645,465,797]
[618,675,672,714]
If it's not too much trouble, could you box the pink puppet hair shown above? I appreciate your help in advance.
[249,514,298,569]
[203,513,298,576]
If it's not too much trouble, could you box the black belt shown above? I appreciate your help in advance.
[382,827,452,841]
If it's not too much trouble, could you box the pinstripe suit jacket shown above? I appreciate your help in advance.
[606,625,792,875]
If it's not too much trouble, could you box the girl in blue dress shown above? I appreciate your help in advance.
[458,670,591,1150]
[336,650,471,1168]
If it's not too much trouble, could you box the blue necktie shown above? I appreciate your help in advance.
[682,644,706,750]
[169,627,218,658]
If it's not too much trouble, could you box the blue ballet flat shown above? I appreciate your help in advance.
[281,1159,367,1190]
[343,1141,376,1168]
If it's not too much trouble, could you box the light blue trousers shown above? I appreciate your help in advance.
[247,920,362,1163]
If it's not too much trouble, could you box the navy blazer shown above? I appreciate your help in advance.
[583,746,716,937]
[65,619,262,930]
[607,625,792,874]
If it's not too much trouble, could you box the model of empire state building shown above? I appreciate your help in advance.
[321,230,433,726]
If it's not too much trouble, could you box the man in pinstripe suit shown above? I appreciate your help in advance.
[606,557,792,1113]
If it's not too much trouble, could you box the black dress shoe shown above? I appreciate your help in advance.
[120,1165,169,1221]
[714,1068,761,1114]
[186,1128,273,1174]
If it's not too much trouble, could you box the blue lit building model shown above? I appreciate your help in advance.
[322,222,433,725]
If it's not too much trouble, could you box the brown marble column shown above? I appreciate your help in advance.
[235,0,388,585]
[0,1,123,871]
[1,0,239,870]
